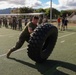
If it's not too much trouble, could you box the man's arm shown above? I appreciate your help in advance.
[6,30,26,58]
[8,36,25,52]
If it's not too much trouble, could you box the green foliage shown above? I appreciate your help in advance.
[19,7,34,13]
[19,7,60,19]
[35,8,60,19]
[44,8,50,18]
[44,8,60,19]
[52,8,60,19]
[19,7,76,19]
[35,8,45,13]
[60,10,76,17]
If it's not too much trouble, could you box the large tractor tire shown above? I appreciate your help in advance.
[27,24,58,63]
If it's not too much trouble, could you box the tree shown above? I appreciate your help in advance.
[44,8,50,18]
[44,8,60,19]
[35,8,45,13]
[60,10,76,17]
[19,7,34,13]
[18,7,60,19]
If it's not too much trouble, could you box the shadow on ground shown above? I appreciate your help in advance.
[8,57,76,75]
[67,29,76,32]
[58,29,76,33]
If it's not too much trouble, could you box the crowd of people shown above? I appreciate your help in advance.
[0,16,23,30]
[0,16,48,31]
[0,15,69,32]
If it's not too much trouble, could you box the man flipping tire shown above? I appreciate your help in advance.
[7,17,58,63]
[6,16,39,58]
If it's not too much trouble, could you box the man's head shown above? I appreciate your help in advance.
[32,16,39,25]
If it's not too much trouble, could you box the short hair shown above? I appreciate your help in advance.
[33,16,39,19]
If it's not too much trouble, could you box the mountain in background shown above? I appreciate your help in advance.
[0,8,12,14]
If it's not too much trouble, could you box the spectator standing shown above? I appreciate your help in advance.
[0,18,2,28]
[57,16,61,30]
[61,17,65,31]
[12,16,17,30]
[18,17,22,31]
[64,18,68,30]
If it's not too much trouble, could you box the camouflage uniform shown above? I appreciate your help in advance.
[7,22,37,55]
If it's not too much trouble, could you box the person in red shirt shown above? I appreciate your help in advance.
[57,16,61,30]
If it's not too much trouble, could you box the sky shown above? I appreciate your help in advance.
[0,0,76,11]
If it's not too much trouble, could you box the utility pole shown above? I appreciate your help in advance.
[50,0,52,22]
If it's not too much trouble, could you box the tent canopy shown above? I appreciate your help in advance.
[0,13,44,16]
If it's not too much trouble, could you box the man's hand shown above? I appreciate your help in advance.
[30,33,33,37]
[6,48,15,58]
[28,27,33,34]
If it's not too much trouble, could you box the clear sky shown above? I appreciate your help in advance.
[53,0,59,4]
[0,0,76,11]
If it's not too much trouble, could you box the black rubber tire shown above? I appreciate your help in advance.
[27,24,58,63]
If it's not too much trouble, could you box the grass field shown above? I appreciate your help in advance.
[0,23,76,75]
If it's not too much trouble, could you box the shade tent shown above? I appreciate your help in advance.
[0,13,44,16]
